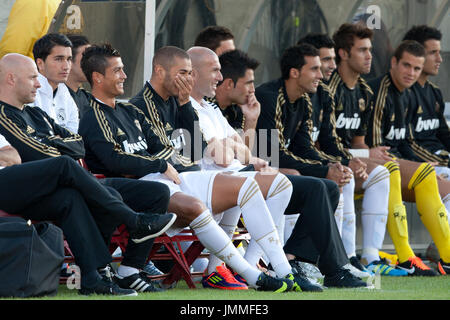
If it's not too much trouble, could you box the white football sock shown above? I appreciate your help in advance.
[207,206,241,274]
[238,177,292,278]
[360,166,390,265]
[189,210,260,286]
[335,193,344,236]
[247,173,292,266]
[117,265,139,278]
[265,173,292,240]
[342,176,356,258]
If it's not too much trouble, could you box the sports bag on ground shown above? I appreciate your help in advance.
[0,217,64,297]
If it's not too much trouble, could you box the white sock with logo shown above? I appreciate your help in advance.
[264,173,292,240]
[335,193,344,236]
[342,176,356,258]
[207,206,241,274]
[189,210,260,286]
[360,166,390,265]
[284,214,300,244]
[249,174,292,266]
[238,177,292,278]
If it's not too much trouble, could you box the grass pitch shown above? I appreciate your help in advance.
[15,275,450,301]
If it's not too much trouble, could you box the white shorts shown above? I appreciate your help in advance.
[140,170,259,235]
[140,170,221,236]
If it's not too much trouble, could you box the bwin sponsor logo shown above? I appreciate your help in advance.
[386,126,406,140]
[123,136,148,153]
[336,113,361,130]
[415,117,440,132]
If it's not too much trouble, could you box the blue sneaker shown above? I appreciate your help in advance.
[143,260,164,276]
[202,264,248,290]
[366,259,408,276]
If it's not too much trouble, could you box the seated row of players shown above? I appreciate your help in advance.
[1,22,449,295]
[192,23,450,278]
[198,24,450,276]
[196,24,449,275]
[0,34,370,295]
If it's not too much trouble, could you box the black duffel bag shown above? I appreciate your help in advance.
[0,216,64,298]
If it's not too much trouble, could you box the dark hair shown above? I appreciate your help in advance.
[81,43,121,86]
[280,44,319,80]
[393,40,425,61]
[332,23,373,65]
[66,34,90,58]
[194,25,234,52]
[403,25,442,46]
[218,49,259,87]
[32,33,73,63]
[152,46,190,72]
[297,33,335,50]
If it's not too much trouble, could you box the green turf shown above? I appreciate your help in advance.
[6,276,449,300]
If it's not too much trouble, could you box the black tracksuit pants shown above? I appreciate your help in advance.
[0,156,169,286]
[283,175,348,276]
[100,178,170,269]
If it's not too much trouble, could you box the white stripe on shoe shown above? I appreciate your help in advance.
[130,278,150,292]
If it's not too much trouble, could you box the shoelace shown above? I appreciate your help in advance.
[374,258,392,267]
[409,257,431,270]
[99,265,113,282]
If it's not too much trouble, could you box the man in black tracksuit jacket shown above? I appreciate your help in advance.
[403,25,450,168]
[408,81,450,167]
[366,72,431,162]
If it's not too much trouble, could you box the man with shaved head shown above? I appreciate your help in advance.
[0,53,85,161]
[0,53,40,106]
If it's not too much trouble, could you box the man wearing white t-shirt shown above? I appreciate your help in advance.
[30,33,79,133]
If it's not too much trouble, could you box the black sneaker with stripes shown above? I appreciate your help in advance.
[114,272,164,292]
[79,278,138,296]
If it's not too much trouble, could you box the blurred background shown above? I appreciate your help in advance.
[2,0,445,102]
